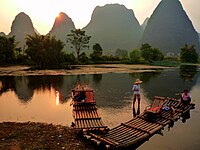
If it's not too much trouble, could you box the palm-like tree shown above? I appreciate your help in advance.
[26,34,64,68]
[0,36,16,64]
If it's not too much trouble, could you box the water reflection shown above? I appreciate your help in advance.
[93,74,102,84]
[132,103,140,118]
[129,71,162,83]
[0,67,199,106]
[0,66,199,150]
[27,76,63,91]
[0,76,77,103]
[55,91,60,106]
[0,76,16,96]
[14,76,34,103]
[179,65,198,82]
[138,68,199,101]
[181,110,191,123]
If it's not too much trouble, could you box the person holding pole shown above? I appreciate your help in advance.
[132,79,142,116]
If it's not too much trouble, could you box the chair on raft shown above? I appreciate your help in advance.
[144,96,166,122]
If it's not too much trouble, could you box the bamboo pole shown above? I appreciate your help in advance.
[88,132,119,146]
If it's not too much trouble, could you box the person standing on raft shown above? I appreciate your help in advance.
[132,79,142,115]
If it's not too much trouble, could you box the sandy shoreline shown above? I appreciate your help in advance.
[0,64,174,76]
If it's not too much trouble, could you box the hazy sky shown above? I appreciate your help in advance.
[0,0,199,35]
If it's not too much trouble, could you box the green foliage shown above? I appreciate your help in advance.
[90,43,103,61]
[140,43,152,62]
[101,55,119,61]
[152,48,164,61]
[14,46,31,64]
[26,34,64,68]
[164,56,180,62]
[115,49,128,59]
[180,44,199,63]
[140,43,164,63]
[60,52,76,65]
[67,29,91,61]
[79,52,89,64]
[0,36,16,64]
[150,60,179,67]
[129,49,141,64]
[179,65,198,81]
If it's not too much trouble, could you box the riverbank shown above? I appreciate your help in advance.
[0,64,173,76]
[0,122,96,150]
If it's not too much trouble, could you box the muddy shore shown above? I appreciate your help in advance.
[0,64,172,76]
[0,122,96,150]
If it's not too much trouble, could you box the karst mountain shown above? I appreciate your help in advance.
[49,12,76,50]
[141,17,149,30]
[83,4,143,52]
[140,0,200,54]
[4,1,200,55]
[0,32,6,36]
[8,12,36,48]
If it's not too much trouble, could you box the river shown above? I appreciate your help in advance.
[0,65,199,149]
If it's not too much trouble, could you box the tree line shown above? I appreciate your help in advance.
[0,29,199,68]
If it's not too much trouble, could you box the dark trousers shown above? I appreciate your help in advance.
[133,94,140,117]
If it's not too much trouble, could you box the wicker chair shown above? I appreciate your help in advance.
[145,96,166,122]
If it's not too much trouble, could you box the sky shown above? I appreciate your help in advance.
[0,0,199,35]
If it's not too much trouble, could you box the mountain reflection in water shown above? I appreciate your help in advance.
[0,66,199,108]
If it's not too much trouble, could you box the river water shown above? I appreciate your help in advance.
[0,65,199,149]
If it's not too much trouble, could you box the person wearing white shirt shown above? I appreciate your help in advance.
[132,79,142,116]
[181,89,192,105]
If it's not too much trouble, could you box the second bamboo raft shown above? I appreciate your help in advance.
[83,97,195,149]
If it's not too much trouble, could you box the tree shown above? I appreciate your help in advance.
[180,44,199,63]
[0,35,16,64]
[140,43,164,62]
[115,49,128,59]
[67,29,91,61]
[129,49,141,64]
[140,43,153,62]
[26,34,64,68]
[60,52,76,65]
[152,48,164,61]
[79,52,89,63]
[90,43,103,61]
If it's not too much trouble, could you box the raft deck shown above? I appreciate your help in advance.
[83,98,195,149]
[72,87,108,132]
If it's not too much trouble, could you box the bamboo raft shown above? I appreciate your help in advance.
[71,86,195,149]
[71,86,108,132]
[82,97,195,149]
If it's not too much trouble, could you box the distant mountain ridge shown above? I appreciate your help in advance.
[83,4,143,52]
[0,32,6,36]
[141,17,149,30]
[49,12,76,50]
[140,0,200,54]
[198,33,200,43]
[3,1,200,55]
[8,12,36,48]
